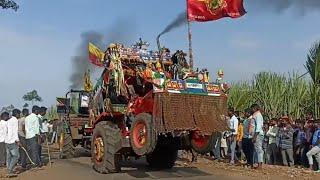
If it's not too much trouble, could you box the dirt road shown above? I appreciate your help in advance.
[0,148,319,180]
[0,156,236,180]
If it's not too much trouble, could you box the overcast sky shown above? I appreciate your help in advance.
[1,0,320,108]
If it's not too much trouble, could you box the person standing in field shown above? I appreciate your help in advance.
[236,116,244,162]
[294,120,307,166]
[242,108,255,168]
[38,106,47,165]
[306,120,320,172]
[0,112,9,168]
[266,118,279,165]
[18,109,29,170]
[5,109,21,177]
[278,117,295,167]
[228,108,238,165]
[25,106,41,168]
[220,131,229,158]
[251,104,264,170]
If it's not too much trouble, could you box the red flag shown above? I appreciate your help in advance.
[187,0,246,22]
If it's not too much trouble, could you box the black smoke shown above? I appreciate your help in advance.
[158,11,187,38]
[247,0,320,14]
[69,31,103,89]
[69,18,137,89]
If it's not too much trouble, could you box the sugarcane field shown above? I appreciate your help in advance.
[2,0,320,180]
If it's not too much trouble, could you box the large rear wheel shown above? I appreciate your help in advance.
[190,132,214,154]
[92,121,122,174]
[146,137,178,169]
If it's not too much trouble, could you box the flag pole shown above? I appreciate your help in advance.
[186,1,194,70]
[188,20,194,70]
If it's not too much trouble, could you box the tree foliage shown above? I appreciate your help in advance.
[23,103,29,108]
[0,0,19,11]
[22,90,43,105]
[0,104,15,113]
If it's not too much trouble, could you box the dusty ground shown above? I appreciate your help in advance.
[0,146,319,180]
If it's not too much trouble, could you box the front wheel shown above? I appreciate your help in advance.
[130,113,157,156]
[92,121,122,174]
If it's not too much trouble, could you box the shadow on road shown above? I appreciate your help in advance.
[120,159,211,179]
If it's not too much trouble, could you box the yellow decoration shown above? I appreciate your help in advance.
[84,69,93,91]
[156,61,162,72]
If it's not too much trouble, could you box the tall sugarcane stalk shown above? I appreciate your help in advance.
[228,72,309,120]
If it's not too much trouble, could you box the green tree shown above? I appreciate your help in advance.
[0,104,15,114]
[23,103,29,108]
[22,90,43,106]
[305,41,320,118]
[0,0,18,11]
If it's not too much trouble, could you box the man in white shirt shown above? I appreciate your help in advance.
[251,104,264,170]
[0,112,9,167]
[38,106,47,165]
[228,108,238,165]
[5,109,21,177]
[25,106,41,168]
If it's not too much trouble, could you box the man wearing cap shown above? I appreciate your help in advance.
[306,120,320,172]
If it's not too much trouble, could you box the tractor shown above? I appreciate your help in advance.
[56,89,93,158]
[86,42,228,173]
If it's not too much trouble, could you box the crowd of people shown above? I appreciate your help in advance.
[210,104,320,173]
[0,105,50,177]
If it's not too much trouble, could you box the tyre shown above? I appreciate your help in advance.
[59,133,76,159]
[190,132,214,154]
[146,137,178,169]
[92,121,122,174]
[130,113,157,156]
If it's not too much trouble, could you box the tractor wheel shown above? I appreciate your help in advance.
[146,139,178,169]
[190,132,214,154]
[92,121,122,174]
[59,133,76,159]
[130,113,157,156]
